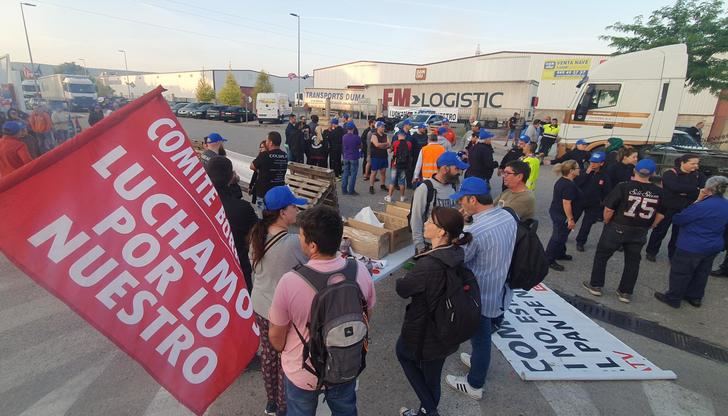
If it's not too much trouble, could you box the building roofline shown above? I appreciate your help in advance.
[313,50,612,72]
[114,69,302,79]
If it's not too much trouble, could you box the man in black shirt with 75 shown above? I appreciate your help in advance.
[583,159,665,304]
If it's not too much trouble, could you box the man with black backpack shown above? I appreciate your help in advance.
[268,206,376,416]
[410,152,468,255]
[386,130,413,203]
[445,177,517,401]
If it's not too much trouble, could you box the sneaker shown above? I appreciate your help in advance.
[616,291,632,303]
[549,261,565,271]
[384,195,392,203]
[362,176,369,181]
[369,186,375,195]
[710,268,728,277]
[460,352,471,368]
[399,195,407,202]
[684,297,702,308]
[557,254,573,261]
[264,401,277,415]
[380,184,388,191]
[646,253,656,262]
[654,292,680,308]
[576,244,585,252]
[445,375,482,400]
[341,190,349,195]
[582,281,602,296]
[399,408,419,416]
[350,191,360,196]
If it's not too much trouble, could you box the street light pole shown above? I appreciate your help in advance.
[78,58,88,76]
[20,2,38,89]
[118,49,131,98]
[290,13,300,106]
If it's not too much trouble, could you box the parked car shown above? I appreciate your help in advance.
[205,105,228,120]
[171,102,188,115]
[177,102,206,117]
[641,130,728,177]
[393,112,447,133]
[191,104,214,119]
[222,106,257,122]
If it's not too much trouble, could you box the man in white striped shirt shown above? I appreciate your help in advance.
[444,177,517,400]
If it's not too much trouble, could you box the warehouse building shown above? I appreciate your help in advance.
[104,69,313,103]
[306,50,718,129]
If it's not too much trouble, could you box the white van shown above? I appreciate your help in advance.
[256,93,292,124]
[560,44,688,150]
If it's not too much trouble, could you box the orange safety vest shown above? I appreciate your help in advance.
[29,112,52,133]
[421,143,446,179]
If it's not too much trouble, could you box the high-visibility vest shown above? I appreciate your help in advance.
[421,143,446,179]
[543,124,559,139]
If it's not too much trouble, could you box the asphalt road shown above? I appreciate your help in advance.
[1,117,727,415]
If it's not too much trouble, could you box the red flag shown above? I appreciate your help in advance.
[0,86,259,415]
[288,72,298,80]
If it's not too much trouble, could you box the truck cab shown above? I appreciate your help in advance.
[560,44,688,151]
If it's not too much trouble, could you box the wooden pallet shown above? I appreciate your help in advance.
[285,174,336,210]
[287,162,338,208]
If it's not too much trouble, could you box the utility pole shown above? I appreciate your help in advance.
[118,49,131,98]
[20,2,38,89]
[290,13,301,106]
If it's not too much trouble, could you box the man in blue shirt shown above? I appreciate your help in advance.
[444,177,517,401]
[654,175,728,308]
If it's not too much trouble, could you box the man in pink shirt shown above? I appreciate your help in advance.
[269,206,376,416]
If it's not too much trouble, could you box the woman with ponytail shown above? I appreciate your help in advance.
[654,176,728,309]
[249,186,308,416]
[395,206,473,416]
[607,147,638,186]
[545,160,581,272]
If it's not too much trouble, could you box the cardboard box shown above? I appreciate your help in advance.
[343,221,390,259]
[374,212,411,252]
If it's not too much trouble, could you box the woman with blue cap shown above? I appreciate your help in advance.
[464,129,497,185]
[573,152,611,252]
[249,185,308,416]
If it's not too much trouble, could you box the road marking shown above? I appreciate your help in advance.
[0,326,110,393]
[0,295,68,334]
[143,387,197,416]
[17,353,115,416]
[643,381,715,416]
[536,381,600,416]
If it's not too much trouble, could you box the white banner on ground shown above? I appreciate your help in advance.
[493,284,677,381]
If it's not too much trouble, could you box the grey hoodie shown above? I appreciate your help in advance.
[410,177,459,251]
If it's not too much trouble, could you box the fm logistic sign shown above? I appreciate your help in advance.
[382,88,503,109]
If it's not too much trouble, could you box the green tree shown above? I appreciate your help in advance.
[93,77,114,98]
[53,62,86,75]
[600,0,728,94]
[217,71,242,105]
[195,74,216,102]
[252,70,274,103]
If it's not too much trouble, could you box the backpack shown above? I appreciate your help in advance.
[503,207,549,290]
[407,179,456,231]
[395,140,410,169]
[429,259,482,346]
[292,259,369,389]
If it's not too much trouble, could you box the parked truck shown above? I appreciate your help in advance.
[256,93,291,124]
[38,74,97,112]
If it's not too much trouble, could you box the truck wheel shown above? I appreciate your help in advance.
[258,120,263,124]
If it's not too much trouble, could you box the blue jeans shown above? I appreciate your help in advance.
[396,337,444,415]
[467,314,504,389]
[284,376,357,416]
[545,216,571,263]
[342,159,359,194]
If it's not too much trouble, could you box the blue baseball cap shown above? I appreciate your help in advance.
[375,121,385,128]
[2,120,23,136]
[205,133,226,143]
[519,135,531,144]
[576,139,588,146]
[437,127,448,135]
[635,159,656,175]
[397,129,407,136]
[402,119,412,126]
[478,129,494,140]
[442,118,450,123]
[450,177,491,200]
[436,151,469,170]
[342,113,351,119]
[264,186,307,210]
[330,118,339,125]
[344,121,356,130]
[417,124,427,130]
[589,151,606,163]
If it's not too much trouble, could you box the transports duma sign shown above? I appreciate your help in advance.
[383,88,504,109]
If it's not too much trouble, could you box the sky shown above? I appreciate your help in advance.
[2,0,676,76]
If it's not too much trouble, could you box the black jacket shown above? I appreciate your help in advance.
[396,245,464,361]
[465,142,497,180]
[325,126,344,150]
[553,149,589,169]
[574,168,611,208]
[219,187,259,288]
[607,162,634,186]
[285,122,297,147]
[662,168,706,211]
[499,147,523,169]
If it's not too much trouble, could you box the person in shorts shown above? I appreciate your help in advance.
[386,130,412,202]
[369,121,390,194]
